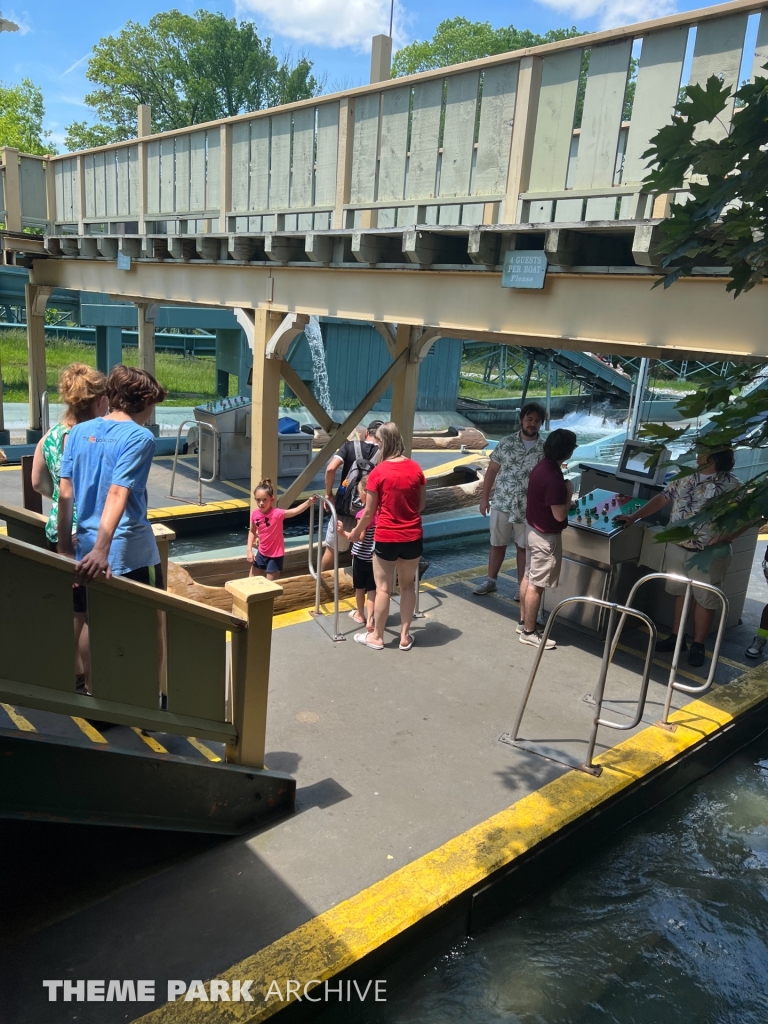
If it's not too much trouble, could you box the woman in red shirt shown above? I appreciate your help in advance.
[346,422,426,651]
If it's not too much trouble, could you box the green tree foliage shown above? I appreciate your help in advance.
[0,78,56,154]
[643,68,768,296]
[64,9,319,150]
[392,17,582,77]
[639,367,768,548]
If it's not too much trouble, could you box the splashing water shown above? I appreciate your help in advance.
[304,316,332,415]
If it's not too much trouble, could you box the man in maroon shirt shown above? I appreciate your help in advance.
[520,428,578,650]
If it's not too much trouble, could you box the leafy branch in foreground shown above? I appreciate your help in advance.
[642,68,768,296]
[639,368,768,545]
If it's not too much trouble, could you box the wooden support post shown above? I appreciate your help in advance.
[250,309,282,501]
[279,360,337,434]
[76,154,87,236]
[503,56,543,224]
[150,523,175,589]
[137,105,151,234]
[333,97,355,230]
[390,324,421,458]
[25,283,50,441]
[224,576,283,769]
[219,123,232,234]
[44,156,56,232]
[136,302,159,429]
[1,148,21,232]
[279,349,408,508]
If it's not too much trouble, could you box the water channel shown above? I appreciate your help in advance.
[355,733,768,1024]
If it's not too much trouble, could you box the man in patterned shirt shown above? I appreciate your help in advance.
[474,402,546,600]
[616,446,738,667]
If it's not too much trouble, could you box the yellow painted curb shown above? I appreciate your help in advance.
[135,662,768,1023]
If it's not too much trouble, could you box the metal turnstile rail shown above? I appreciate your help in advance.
[611,571,728,728]
[508,596,658,776]
[168,419,219,506]
[307,497,344,642]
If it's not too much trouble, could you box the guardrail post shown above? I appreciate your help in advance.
[333,97,355,230]
[1,147,21,231]
[137,105,151,234]
[503,57,543,224]
[225,576,283,769]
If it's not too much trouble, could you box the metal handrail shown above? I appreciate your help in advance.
[610,571,728,727]
[307,497,343,642]
[168,418,219,506]
[510,595,657,776]
[40,391,50,434]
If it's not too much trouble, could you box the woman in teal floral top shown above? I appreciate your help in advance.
[31,363,108,546]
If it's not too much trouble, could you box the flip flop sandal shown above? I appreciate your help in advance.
[399,635,415,651]
[348,611,366,623]
[354,632,384,650]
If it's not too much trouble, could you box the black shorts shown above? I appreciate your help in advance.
[254,550,284,574]
[374,538,423,562]
[72,562,164,613]
[352,556,376,592]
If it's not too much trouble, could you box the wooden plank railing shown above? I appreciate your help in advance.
[0,506,282,769]
[8,0,768,235]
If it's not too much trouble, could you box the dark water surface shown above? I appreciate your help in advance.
[364,735,768,1024]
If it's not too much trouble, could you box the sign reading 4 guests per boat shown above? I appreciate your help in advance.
[501,251,548,290]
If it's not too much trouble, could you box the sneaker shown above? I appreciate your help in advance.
[511,582,521,602]
[516,621,524,633]
[519,630,556,650]
[746,636,767,659]
[656,633,687,654]
[474,577,497,595]
[688,641,706,668]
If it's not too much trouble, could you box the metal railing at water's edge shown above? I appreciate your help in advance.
[506,596,657,775]
[504,572,728,773]
[168,419,219,506]
[0,500,281,769]
[610,572,728,727]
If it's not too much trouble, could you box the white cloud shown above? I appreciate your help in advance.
[536,0,676,31]
[235,0,408,52]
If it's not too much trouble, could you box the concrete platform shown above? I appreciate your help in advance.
[3,549,768,1022]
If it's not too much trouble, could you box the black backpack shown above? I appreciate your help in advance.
[336,453,376,517]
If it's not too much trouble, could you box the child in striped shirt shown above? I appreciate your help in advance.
[339,474,377,631]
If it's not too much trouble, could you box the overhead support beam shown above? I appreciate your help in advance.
[304,233,335,265]
[228,235,266,262]
[29,260,768,364]
[632,223,665,267]
[265,234,307,263]
[545,229,578,267]
[279,350,409,508]
[279,361,338,434]
[402,230,467,266]
[351,232,403,265]
[468,229,502,268]
[390,325,422,457]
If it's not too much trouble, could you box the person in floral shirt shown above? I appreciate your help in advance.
[616,447,738,668]
[474,403,545,601]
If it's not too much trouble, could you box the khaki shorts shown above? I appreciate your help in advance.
[663,543,730,611]
[524,526,563,588]
[490,509,527,549]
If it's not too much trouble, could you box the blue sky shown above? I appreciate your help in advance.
[0,0,740,150]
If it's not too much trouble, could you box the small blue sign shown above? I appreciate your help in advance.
[501,251,548,290]
[117,252,132,271]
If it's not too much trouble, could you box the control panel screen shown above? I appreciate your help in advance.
[616,440,667,485]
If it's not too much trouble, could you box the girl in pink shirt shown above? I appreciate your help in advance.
[247,478,316,580]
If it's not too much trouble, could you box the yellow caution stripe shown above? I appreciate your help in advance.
[134,662,768,1024]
